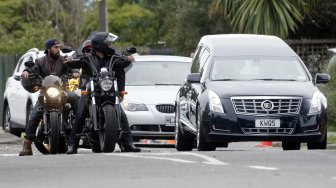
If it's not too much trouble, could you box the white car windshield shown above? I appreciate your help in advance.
[126,61,190,86]
[210,56,309,81]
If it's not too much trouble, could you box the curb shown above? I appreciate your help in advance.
[0,131,21,144]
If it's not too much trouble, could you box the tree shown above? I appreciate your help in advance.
[210,0,317,39]
[289,0,336,39]
[164,0,232,56]
[0,0,60,54]
[0,0,87,54]
[24,0,87,47]
[82,0,156,48]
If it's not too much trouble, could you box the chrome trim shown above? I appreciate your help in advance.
[303,125,320,133]
[242,128,294,134]
[180,116,197,132]
[231,96,302,116]
[212,124,231,133]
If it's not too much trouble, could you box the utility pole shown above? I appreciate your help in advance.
[98,0,108,32]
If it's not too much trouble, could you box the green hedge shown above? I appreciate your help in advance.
[321,55,336,130]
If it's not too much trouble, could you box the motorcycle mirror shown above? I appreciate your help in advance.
[24,60,35,68]
[61,46,73,53]
[126,47,137,54]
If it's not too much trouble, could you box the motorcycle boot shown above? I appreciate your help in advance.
[120,133,141,152]
[19,139,33,156]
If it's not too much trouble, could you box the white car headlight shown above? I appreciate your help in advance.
[122,100,148,111]
[208,91,224,113]
[46,87,60,98]
[309,90,323,114]
[99,78,113,91]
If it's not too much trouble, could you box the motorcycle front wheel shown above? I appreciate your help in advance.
[49,112,61,154]
[98,104,118,152]
[34,123,67,154]
[34,124,50,154]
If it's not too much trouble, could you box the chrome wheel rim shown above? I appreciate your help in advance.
[175,106,179,146]
[4,108,11,132]
[196,111,200,148]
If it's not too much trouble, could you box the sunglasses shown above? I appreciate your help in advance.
[84,48,92,53]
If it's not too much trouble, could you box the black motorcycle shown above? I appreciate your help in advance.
[67,48,136,153]
[35,74,76,154]
[19,60,76,154]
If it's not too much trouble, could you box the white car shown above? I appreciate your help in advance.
[122,55,192,140]
[2,48,74,136]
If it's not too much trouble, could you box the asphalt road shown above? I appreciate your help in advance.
[1,132,336,188]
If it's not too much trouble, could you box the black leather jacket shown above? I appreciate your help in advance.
[79,53,131,92]
[25,56,68,78]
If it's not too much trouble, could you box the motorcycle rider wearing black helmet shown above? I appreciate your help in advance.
[19,38,80,156]
[66,32,141,154]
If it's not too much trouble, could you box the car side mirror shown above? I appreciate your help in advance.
[186,73,201,83]
[315,73,330,84]
[24,60,35,68]
[13,72,22,81]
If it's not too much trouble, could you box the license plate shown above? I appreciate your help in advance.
[255,119,280,128]
[165,117,175,126]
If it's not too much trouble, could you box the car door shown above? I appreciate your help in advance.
[178,47,204,131]
[9,54,33,125]
[189,47,210,126]
[6,56,24,125]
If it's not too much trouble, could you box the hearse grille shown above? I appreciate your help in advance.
[231,96,302,116]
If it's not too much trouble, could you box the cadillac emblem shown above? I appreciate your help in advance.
[261,100,274,111]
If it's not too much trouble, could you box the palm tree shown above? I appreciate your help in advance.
[209,0,318,38]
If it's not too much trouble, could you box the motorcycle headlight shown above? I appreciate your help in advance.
[46,87,60,98]
[122,100,148,111]
[99,78,113,91]
[208,91,224,113]
[309,91,323,114]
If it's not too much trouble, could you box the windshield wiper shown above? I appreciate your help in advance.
[212,79,241,81]
[154,83,181,85]
[250,78,299,81]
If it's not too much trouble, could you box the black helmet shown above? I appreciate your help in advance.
[21,76,42,93]
[91,32,118,56]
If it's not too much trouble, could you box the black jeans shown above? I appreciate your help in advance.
[68,94,133,147]
[25,91,79,140]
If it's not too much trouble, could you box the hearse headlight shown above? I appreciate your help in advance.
[309,91,322,114]
[208,91,224,113]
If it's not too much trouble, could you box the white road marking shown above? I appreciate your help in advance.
[1,151,227,166]
[0,154,19,157]
[104,152,227,165]
[105,153,195,164]
[184,152,228,165]
[331,177,336,180]
[248,165,279,171]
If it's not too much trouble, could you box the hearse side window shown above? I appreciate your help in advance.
[191,46,205,73]
[199,49,210,72]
